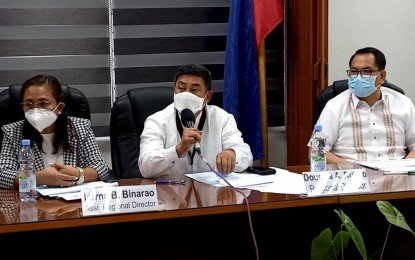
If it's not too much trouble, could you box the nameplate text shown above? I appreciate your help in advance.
[81,185,159,216]
[302,169,371,196]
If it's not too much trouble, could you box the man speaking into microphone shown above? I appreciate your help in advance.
[138,64,253,178]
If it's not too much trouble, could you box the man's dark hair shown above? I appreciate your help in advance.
[21,74,72,154]
[349,47,386,70]
[174,64,212,91]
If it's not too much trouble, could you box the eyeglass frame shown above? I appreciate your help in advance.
[346,69,381,78]
[21,100,57,110]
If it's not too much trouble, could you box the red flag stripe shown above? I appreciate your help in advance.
[253,0,284,49]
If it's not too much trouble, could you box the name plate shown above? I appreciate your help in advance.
[302,169,371,197]
[81,185,159,216]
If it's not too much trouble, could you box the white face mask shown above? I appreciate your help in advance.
[174,92,206,114]
[25,103,60,132]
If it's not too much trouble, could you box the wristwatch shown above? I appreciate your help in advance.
[76,167,85,185]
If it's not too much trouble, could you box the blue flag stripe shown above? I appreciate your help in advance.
[223,0,264,161]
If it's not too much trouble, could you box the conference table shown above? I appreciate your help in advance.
[1,164,415,259]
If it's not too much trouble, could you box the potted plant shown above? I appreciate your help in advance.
[311,201,415,260]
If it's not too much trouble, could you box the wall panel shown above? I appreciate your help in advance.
[0,0,285,139]
[0,0,110,136]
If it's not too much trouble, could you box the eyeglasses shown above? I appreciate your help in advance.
[347,69,380,78]
[21,100,56,110]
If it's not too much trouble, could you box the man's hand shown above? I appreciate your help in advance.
[176,127,202,157]
[216,149,236,174]
[217,187,237,205]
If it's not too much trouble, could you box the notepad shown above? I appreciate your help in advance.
[356,159,415,173]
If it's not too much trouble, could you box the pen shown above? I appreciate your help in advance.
[384,171,415,175]
[356,164,379,171]
[154,179,186,185]
[383,171,409,175]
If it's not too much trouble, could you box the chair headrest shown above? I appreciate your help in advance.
[0,84,90,127]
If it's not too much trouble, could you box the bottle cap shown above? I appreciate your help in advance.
[22,139,30,146]
[314,124,322,131]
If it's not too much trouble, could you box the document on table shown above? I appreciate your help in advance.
[185,167,307,194]
[36,181,119,200]
[356,158,415,173]
[248,168,307,194]
[185,171,275,188]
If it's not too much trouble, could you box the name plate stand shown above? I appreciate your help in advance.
[81,185,160,216]
[302,169,371,197]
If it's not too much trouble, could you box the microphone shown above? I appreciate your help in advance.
[180,108,201,154]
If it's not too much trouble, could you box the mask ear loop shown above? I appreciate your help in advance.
[202,93,207,108]
[374,71,383,89]
[202,90,212,108]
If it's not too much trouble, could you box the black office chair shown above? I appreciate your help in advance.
[315,79,405,123]
[0,84,91,150]
[110,86,174,179]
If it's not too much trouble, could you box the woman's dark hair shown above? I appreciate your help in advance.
[173,64,212,91]
[21,75,71,154]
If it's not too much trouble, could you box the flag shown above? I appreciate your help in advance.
[253,0,284,49]
[223,0,284,161]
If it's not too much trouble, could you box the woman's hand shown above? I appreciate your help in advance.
[36,164,78,187]
[50,163,80,178]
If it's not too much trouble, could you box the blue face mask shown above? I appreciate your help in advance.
[348,74,379,98]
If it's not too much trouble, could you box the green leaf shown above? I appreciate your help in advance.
[335,209,367,260]
[376,201,415,236]
[311,228,350,260]
[311,228,335,260]
[332,230,351,256]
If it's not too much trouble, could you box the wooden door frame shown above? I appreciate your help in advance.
[286,0,328,166]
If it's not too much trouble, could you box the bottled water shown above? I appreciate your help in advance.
[19,200,38,222]
[310,124,326,172]
[18,139,37,201]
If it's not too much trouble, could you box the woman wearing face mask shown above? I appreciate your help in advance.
[139,64,253,178]
[0,75,109,188]
[309,47,415,164]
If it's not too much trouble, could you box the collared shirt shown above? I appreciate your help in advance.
[138,103,253,178]
[0,117,109,188]
[312,87,415,162]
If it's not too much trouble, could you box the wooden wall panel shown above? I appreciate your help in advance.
[286,0,328,166]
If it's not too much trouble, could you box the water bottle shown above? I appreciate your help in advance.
[19,200,38,222]
[310,124,326,172]
[18,139,37,201]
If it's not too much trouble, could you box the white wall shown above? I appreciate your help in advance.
[329,0,415,101]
